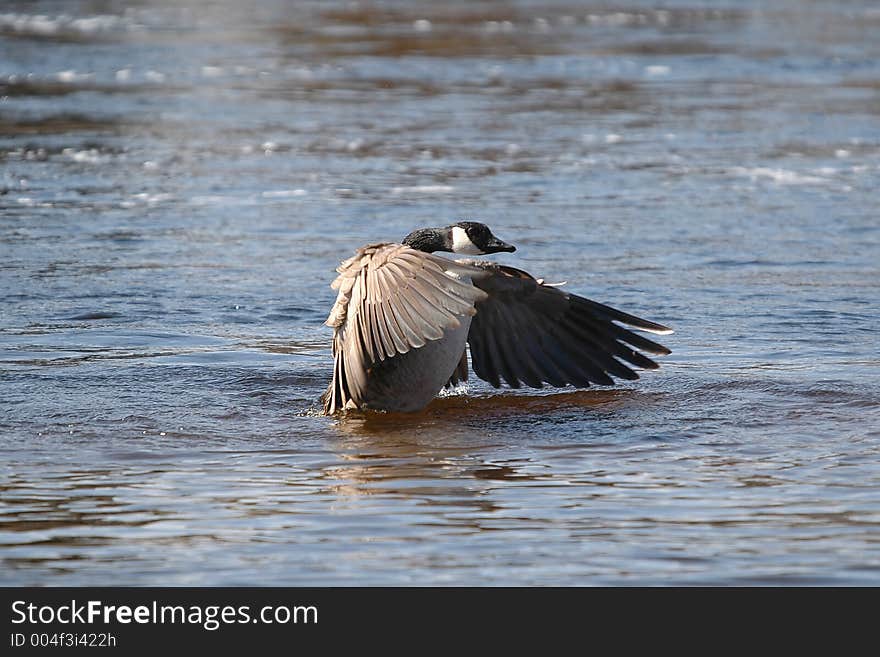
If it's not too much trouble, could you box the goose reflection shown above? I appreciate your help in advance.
[322,388,647,501]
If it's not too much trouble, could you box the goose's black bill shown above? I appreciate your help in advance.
[485,238,516,253]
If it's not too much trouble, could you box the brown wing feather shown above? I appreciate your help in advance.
[322,244,486,414]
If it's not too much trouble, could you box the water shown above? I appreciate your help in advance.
[2,1,879,585]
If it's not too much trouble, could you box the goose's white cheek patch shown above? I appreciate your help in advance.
[451,226,483,254]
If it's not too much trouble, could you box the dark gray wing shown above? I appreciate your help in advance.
[322,243,487,413]
[463,262,672,389]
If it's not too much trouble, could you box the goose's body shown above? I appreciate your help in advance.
[322,222,672,415]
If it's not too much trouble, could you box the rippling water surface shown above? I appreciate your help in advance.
[2,1,880,585]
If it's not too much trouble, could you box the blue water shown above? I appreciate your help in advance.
[2,1,879,585]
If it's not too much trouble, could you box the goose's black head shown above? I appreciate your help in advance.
[402,221,516,255]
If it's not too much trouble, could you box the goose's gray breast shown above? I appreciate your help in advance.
[359,312,472,412]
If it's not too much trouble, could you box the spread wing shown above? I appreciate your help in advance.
[463,262,672,389]
[322,243,487,414]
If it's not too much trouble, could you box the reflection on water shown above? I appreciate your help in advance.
[2,0,880,585]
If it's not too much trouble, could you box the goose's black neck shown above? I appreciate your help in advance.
[401,228,449,253]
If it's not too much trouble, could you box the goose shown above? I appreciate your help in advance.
[322,221,672,414]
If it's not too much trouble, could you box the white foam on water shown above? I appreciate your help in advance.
[262,189,307,198]
[57,70,93,83]
[587,12,643,26]
[483,20,515,33]
[69,16,129,33]
[189,195,235,206]
[128,192,173,205]
[731,167,828,185]
[437,384,468,397]
[0,13,60,35]
[0,12,135,36]
[13,196,52,208]
[390,185,455,195]
[645,65,670,76]
[62,148,110,164]
[188,195,265,208]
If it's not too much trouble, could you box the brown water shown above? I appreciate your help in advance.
[2,1,879,585]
